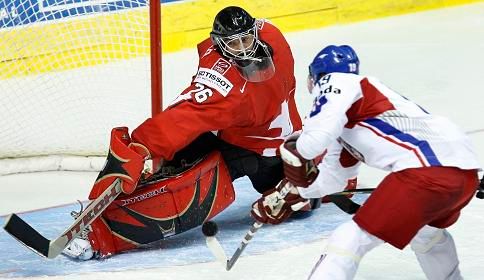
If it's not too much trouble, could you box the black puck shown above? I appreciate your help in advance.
[477,190,484,199]
[202,221,218,237]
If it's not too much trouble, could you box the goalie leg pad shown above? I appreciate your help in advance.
[88,217,118,258]
[87,151,235,257]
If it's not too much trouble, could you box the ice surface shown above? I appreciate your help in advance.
[0,179,369,278]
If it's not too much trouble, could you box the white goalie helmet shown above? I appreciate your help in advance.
[210,6,275,82]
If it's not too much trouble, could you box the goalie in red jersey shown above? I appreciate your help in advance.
[62,6,308,260]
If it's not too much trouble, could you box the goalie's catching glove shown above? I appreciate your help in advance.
[279,137,320,187]
[251,179,310,225]
[88,127,151,199]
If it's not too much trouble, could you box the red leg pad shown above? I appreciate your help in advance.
[87,151,235,257]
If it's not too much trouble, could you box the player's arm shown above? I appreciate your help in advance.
[280,133,360,193]
[280,73,363,194]
[132,75,247,161]
[296,141,361,199]
[250,140,361,224]
[88,85,230,199]
[296,73,362,160]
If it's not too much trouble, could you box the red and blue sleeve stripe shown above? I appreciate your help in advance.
[359,118,442,167]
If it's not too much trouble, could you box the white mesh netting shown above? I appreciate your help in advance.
[0,0,155,174]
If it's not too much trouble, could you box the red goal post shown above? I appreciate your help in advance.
[0,0,162,175]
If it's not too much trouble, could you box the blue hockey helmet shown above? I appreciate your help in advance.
[308,45,360,83]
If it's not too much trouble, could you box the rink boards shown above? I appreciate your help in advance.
[0,0,481,78]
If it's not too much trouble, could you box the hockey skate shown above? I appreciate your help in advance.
[63,237,94,261]
[62,202,96,261]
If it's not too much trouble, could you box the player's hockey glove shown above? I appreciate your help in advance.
[88,127,151,199]
[251,179,310,225]
[280,137,320,187]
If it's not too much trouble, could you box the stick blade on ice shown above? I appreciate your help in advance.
[3,213,51,258]
[2,178,122,259]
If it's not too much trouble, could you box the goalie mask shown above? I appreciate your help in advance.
[210,6,275,82]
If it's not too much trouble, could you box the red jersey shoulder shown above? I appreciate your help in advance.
[257,20,280,36]
[257,20,288,49]
[257,20,294,74]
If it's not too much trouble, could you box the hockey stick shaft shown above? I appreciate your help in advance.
[336,187,375,195]
[226,221,263,271]
[207,187,375,270]
[3,178,123,259]
[216,183,302,269]
[327,187,376,214]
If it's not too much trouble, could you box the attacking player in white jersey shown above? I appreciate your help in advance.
[251,45,481,279]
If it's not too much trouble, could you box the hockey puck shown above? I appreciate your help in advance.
[476,190,484,199]
[202,221,218,237]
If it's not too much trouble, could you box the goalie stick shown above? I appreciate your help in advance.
[3,178,122,259]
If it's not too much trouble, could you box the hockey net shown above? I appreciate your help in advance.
[0,0,161,175]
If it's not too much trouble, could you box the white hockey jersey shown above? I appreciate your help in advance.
[296,73,480,198]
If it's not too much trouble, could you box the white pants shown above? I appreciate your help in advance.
[308,221,462,280]
[410,225,462,280]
